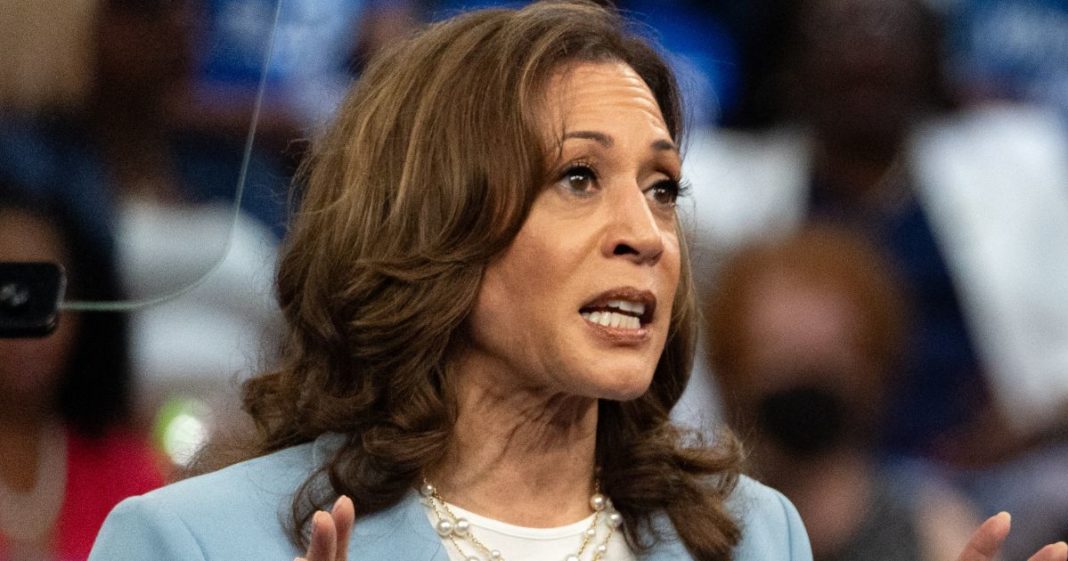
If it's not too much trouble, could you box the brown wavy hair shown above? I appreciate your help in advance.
[218,2,742,559]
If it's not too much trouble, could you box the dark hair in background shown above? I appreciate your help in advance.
[195,2,743,560]
[0,179,133,437]
[730,0,955,129]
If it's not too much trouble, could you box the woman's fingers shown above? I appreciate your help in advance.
[957,512,1011,561]
[331,496,355,561]
[294,496,355,561]
[1027,542,1068,561]
[955,511,1068,561]
[300,511,338,561]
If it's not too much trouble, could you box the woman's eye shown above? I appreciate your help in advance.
[560,165,597,194]
[646,179,681,206]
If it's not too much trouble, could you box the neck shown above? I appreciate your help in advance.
[429,361,599,527]
[0,418,51,492]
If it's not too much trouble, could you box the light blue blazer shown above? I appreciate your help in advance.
[89,434,812,561]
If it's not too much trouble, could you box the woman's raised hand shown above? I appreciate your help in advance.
[957,512,1067,561]
[295,496,355,561]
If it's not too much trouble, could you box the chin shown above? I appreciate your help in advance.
[602,387,649,402]
[589,370,655,402]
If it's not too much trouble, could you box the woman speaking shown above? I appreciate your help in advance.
[89,2,1067,561]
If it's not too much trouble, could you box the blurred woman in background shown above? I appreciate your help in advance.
[705,226,981,561]
[0,183,163,561]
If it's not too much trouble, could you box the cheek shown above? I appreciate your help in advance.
[468,243,553,343]
[42,313,79,371]
[661,237,683,304]
[667,232,682,267]
[491,228,576,305]
[0,338,67,397]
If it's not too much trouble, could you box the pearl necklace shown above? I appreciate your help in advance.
[421,479,623,561]
[0,423,67,543]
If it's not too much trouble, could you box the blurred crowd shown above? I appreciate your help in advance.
[1,0,1067,560]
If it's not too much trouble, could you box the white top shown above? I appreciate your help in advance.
[422,499,636,561]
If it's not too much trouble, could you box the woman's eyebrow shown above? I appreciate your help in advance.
[563,131,679,154]
[564,130,614,147]
[651,139,678,154]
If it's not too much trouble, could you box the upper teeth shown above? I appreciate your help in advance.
[606,300,645,316]
[582,310,641,329]
[579,299,647,330]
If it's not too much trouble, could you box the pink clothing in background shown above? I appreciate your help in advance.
[0,427,165,560]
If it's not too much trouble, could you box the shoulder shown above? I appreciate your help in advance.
[88,439,323,561]
[134,437,318,515]
[644,475,813,561]
[727,476,813,561]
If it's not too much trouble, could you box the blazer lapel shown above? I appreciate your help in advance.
[348,490,449,561]
[310,435,448,561]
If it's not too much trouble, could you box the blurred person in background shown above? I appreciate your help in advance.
[685,0,1068,466]
[0,0,285,462]
[86,0,288,235]
[705,226,981,561]
[1,0,287,234]
[88,0,284,466]
[686,0,1068,551]
[0,0,118,256]
[0,183,164,561]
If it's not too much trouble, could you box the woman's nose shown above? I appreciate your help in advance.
[601,185,664,265]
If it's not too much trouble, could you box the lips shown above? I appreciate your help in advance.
[578,288,657,329]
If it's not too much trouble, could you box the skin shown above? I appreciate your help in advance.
[740,273,871,402]
[301,60,682,558]
[296,62,1068,561]
[0,210,78,552]
[0,210,77,426]
[434,60,682,527]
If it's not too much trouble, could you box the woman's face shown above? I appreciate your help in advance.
[463,61,683,401]
[0,210,78,413]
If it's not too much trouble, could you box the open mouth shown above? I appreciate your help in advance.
[579,289,656,330]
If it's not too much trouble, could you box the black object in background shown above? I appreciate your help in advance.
[0,262,66,338]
